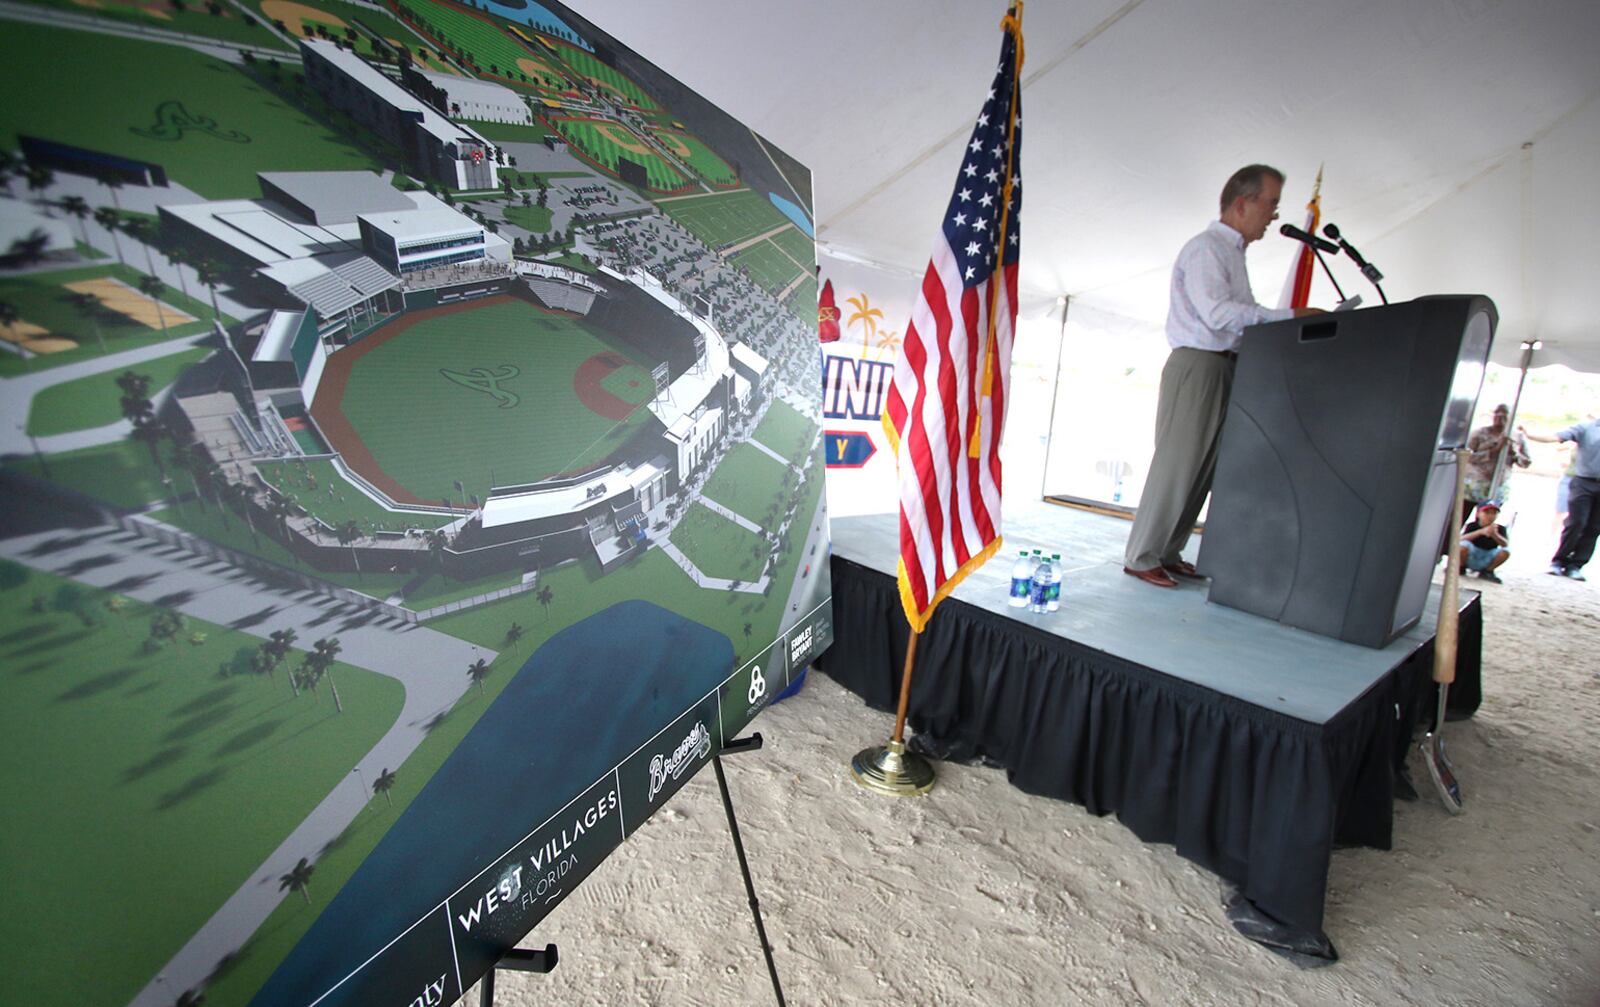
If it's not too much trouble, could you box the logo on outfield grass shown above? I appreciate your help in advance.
[441,365,521,408]
[131,100,250,143]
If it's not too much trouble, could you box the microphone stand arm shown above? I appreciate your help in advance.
[1310,245,1348,303]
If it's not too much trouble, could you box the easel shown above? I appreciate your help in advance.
[477,734,785,1007]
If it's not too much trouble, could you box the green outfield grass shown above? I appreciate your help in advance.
[0,263,226,377]
[732,240,806,295]
[475,120,554,145]
[754,399,818,461]
[392,0,552,87]
[670,503,768,583]
[332,297,658,504]
[702,442,794,526]
[658,189,792,248]
[652,127,735,185]
[770,227,816,270]
[550,42,656,109]
[19,0,294,50]
[0,560,404,1007]
[7,439,172,510]
[0,22,382,200]
[255,458,454,532]
[550,117,688,191]
[26,347,210,437]
[502,203,554,233]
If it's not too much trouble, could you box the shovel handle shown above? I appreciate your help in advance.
[1433,448,1468,686]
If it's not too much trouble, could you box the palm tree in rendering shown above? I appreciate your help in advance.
[278,857,315,905]
[504,621,524,652]
[117,370,166,473]
[373,767,397,806]
[137,274,170,337]
[535,585,553,621]
[66,291,106,354]
[195,257,224,320]
[94,207,126,266]
[310,636,344,712]
[466,656,490,695]
[22,164,53,209]
[336,520,363,580]
[424,528,447,572]
[57,195,91,248]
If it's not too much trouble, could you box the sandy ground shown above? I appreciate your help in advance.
[474,501,1600,1006]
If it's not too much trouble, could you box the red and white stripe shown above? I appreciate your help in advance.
[883,245,1017,632]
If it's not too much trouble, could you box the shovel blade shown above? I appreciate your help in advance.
[1421,733,1464,814]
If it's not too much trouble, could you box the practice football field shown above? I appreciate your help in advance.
[323,297,660,504]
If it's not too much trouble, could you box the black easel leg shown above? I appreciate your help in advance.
[477,945,559,1006]
[715,738,786,1007]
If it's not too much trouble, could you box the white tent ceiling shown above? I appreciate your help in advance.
[576,0,1600,371]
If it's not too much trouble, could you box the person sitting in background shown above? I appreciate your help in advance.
[1464,404,1530,512]
[1521,414,1600,581]
[1459,501,1511,584]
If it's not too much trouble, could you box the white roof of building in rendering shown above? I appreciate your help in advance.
[479,458,666,529]
[416,68,524,107]
[302,39,491,150]
[258,171,413,225]
[359,205,486,243]
[161,199,361,265]
[253,309,305,362]
[729,342,769,377]
[597,265,733,430]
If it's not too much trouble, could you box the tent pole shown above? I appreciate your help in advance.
[1489,341,1536,501]
[1038,295,1070,500]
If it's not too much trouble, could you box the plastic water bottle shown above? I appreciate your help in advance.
[1046,553,1062,612]
[1029,554,1052,614]
[1008,550,1033,608]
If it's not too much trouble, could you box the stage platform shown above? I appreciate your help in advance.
[817,506,1482,959]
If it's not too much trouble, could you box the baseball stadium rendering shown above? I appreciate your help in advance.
[0,3,830,1005]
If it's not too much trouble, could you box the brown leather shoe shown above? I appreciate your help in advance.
[1163,560,1203,579]
[1123,565,1178,588]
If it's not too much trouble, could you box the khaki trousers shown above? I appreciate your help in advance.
[1123,347,1235,572]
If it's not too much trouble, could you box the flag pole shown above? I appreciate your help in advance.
[851,1,1025,798]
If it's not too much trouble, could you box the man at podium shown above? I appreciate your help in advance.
[1123,164,1323,589]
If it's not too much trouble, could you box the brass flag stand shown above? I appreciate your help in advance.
[850,630,936,796]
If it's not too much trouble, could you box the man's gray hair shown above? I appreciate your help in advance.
[1220,164,1286,214]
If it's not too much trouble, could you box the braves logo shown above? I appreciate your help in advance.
[131,101,250,144]
[441,365,521,408]
[747,664,767,705]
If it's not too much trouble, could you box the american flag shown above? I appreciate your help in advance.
[883,9,1023,634]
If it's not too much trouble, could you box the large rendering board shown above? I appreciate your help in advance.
[0,3,831,1003]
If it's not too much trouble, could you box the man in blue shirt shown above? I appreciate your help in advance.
[1521,416,1600,580]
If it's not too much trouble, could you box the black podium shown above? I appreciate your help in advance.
[1198,296,1496,648]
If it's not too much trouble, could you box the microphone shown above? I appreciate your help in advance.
[1280,223,1339,254]
[1322,223,1384,283]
